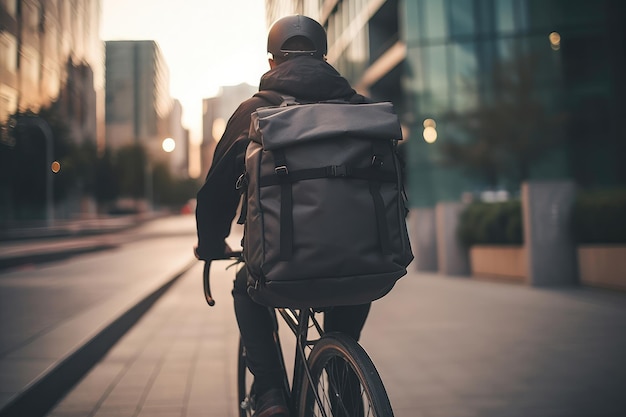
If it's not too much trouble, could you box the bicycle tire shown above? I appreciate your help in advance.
[237,337,255,417]
[298,333,394,417]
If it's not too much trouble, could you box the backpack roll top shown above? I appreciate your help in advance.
[249,101,402,148]
[243,99,414,308]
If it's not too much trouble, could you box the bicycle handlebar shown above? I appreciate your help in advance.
[203,252,242,307]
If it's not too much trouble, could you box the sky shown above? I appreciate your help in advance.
[100,0,270,148]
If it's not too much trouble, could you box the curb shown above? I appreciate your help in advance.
[0,242,119,271]
[0,258,198,417]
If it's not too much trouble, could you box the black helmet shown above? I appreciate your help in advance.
[267,15,327,60]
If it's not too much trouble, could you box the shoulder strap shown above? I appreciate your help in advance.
[254,90,364,106]
[253,90,285,106]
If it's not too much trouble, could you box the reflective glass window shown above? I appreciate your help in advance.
[423,0,447,40]
[1,0,17,17]
[451,42,478,111]
[424,45,449,111]
[403,0,421,42]
[449,0,475,38]
[526,0,552,32]
[495,0,516,34]
[406,47,426,94]
[0,33,17,72]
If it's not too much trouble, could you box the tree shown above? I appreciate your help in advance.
[113,144,148,199]
[94,148,118,204]
[440,55,568,188]
[0,104,73,219]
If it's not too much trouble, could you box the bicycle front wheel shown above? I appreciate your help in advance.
[298,333,394,417]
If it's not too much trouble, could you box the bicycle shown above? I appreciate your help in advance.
[202,253,394,417]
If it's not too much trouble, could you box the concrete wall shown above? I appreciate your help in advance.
[408,208,437,271]
[522,181,578,286]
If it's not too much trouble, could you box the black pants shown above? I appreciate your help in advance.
[232,266,371,396]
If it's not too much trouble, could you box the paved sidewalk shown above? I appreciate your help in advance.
[47,261,626,417]
[47,260,241,417]
[3,216,626,417]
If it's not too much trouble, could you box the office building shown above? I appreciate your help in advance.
[200,83,257,179]
[104,40,174,156]
[0,0,104,148]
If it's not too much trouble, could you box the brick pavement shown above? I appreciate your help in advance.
[47,260,240,417]
[46,260,626,417]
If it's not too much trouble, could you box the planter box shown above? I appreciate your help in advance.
[469,245,526,283]
[578,245,626,291]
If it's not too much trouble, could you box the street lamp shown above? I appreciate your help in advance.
[162,137,175,153]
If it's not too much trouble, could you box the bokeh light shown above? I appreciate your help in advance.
[423,119,437,143]
[162,137,176,153]
[549,32,561,50]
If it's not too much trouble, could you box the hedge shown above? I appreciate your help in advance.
[457,188,626,246]
[457,200,523,246]
[571,188,626,244]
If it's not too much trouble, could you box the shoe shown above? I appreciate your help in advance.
[252,388,290,417]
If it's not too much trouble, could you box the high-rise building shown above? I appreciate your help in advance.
[200,83,257,179]
[266,0,626,195]
[104,40,174,154]
[0,0,104,148]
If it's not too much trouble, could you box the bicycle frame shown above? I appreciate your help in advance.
[275,306,329,416]
[202,256,331,416]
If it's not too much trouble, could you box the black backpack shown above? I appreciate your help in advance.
[238,91,413,308]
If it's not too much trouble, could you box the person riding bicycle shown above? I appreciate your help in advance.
[195,15,371,417]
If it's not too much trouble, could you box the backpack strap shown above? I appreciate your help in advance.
[369,142,392,255]
[272,148,294,260]
[236,91,287,227]
[254,90,362,106]
[253,90,292,106]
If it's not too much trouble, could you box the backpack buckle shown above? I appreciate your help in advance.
[330,165,347,177]
[275,165,289,175]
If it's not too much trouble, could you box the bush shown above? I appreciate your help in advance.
[571,189,626,244]
[458,200,523,246]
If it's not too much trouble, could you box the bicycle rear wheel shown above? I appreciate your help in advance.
[298,333,394,417]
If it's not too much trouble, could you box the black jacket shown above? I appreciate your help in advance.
[195,56,362,260]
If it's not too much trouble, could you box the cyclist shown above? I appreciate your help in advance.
[195,15,371,417]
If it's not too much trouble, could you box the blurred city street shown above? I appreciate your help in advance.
[0,215,625,417]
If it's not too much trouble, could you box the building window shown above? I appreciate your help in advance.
[449,0,475,39]
[1,0,17,17]
[451,42,478,111]
[0,33,18,72]
[423,0,447,41]
[423,44,449,111]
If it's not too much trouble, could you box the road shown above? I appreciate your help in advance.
[0,215,202,416]
[0,215,198,358]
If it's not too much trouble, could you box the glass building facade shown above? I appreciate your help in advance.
[402,0,626,207]
[266,0,625,209]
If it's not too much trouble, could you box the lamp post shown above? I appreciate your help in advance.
[12,116,55,226]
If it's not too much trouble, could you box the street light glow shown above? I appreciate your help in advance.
[423,119,438,143]
[549,32,561,50]
[162,137,176,153]
[51,161,61,173]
